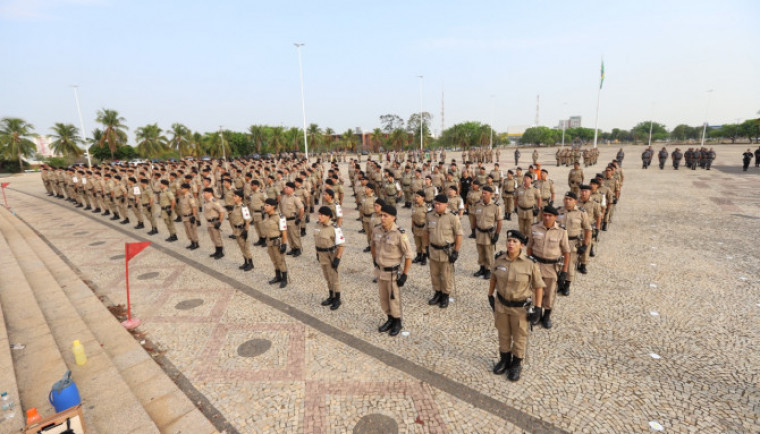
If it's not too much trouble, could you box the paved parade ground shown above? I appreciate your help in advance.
[2,144,759,433]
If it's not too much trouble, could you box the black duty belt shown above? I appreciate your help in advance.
[568,236,580,241]
[476,227,494,233]
[285,216,296,221]
[224,205,234,211]
[183,214,193,217]
[532,255,560,264]
[518,205,533,210]
[413,222,426,228]
[234,224,245,229]
[268,236,282,241]
[430,242,452,250]
[381,264,400,272]
[497,292,530,307]
[208,218,219,223]
[363,213,373,217]
[162,206,171,211]
[316,246,336,252]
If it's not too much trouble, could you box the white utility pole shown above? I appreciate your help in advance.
[70,85,92,168]
[294,43,309,159]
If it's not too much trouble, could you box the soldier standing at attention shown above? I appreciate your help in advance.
[112,175,127,222]
[203,187,226,259]
[322,188,344,227]
[526,205,570,329]
[535,169,555,209]
[262,198,289,287]
[158,180,178,242]
[359,183,376,251]
[514,149,521,166]
[567,162,584,197]
[465,180,483,238]
[532,149,539,165]
[410,190,429,266]
[230,190,254,271]
[515,174,541,238]
[178,183,200,250]
[578,184,602,261]
[280,182,305,257]
[372,205,413,337]
[658,147,669,170]
[742,149,753,171]
[616,148,625,166]
[501,170,517,221]
[472,186,503,280]
[556,192,592,296]
[422,176,437,207]
[488,230,544,381]
[425,194,463,308]
[139,178,158,235]
[127,177,143,228]
[672,148,683,170]
[249,180,267,246]
[315,206,346,310]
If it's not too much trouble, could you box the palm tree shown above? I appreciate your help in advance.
[248,125,267,154]
[169,123,191,159]
[269,126,285,154]
[135,123,168,158]
[203,129,231,159]
[323,127,335,152]
[95,108,128,159]
[0,117,37,170]
[49,123,83,157]
[189,132,204,157]
[285,127,301,152]
[341,129,357,153]
[369,128,385,152]
[306,123,323,153]
[388,128,406,151]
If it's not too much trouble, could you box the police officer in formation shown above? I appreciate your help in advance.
[424,194,463,308]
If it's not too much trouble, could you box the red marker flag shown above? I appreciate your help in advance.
[1,182,9,188]
[125,241,151,261]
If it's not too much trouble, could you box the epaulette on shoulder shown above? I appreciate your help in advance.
[398,227,406,233]
[495,250,506,259]
[528,255,537,262]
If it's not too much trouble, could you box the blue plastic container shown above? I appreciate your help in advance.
[49,371,81,412]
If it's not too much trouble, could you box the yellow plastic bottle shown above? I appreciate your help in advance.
[72,340,87,365]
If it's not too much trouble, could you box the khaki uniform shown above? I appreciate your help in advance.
[568,169,584,197]
[473,199,502,269]
[465,188,482,233]
[515,185,540,238]
[426,211,463,295]
[372,223,413,319]
[557,206,591,283]
[279,194,304,250]
[527,223,570,309]
[261,212,288,272]
[178,191,199,242]
[113,182,127,218]
[579,198,602,265]
[401,171,414,204]
[140,185,157,229]
[411,202,428,254]
[159,188,177,236]
[501,178,517,217]
[602,177,620,224]
[248,189,267,241]
[492,252,545,357]
[360,194,376,246]
[314,222,345,293]
[229,203,252,260]
[204,197,225,247]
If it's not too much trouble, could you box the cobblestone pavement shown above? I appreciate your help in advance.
[3,144,759,433]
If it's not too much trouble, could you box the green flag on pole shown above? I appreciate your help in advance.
[600,59,605,89]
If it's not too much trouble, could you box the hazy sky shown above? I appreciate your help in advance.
[2,0,758,141]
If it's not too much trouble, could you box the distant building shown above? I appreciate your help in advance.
[569,116,582,128]
[558,120,569,129]
[34,136,55,157]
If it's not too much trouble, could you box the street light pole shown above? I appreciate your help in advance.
[294,43,309,160]
[700,89,713,148]
[70,85,92,168]
[417,75,424,153]
[648,102,655,147]
[489,94,495,150]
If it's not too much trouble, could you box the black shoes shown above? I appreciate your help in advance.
[269,270,282,284]
[321,291,335,306]
[240,258,253,271]
[438,293,449,308]
[134,222,145,229]
[120,218,130,225]
[474,266,484,277]
[578,264,588,274]
[389,317,402,336]
[165,234,178,242]
[378,315,393,333]
[507,357,523,381]
[493,352,511,375]
[147,228,158,235]
[419,254,427,266]
[481,270,491,280]
[210,246,224,258]
[363,246,371,253]
[229,234,237,239]
[300,228,306,237]
[279,272,288,288]
[412,253,421,264]
[428,291,442,306]
[189,241,199,250]
[330,293,341,310]
[541,309,553,329]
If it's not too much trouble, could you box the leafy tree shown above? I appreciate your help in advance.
[248,125,267,154]
[739,119,760,143]
[88,144,136,161]
[268,126,285,154]
[407,112,432,148]
[670,124,699,141]
[388,128,408,151]
[135,123,168,158]
[521,126,558,146]
[189,132,204,157]
[203,130,231,158]
[323,127,336,151]
[369,128,385,152]
[631,121,668,144]
[380,114,405,133]
[440,121,490,149]
[95,108,128,159]
[49,123,83,157]
[285,127,301,152]
[565,127,596,143]
[341,128,357,152]
[169,123,191,158]
[0,117,37,170]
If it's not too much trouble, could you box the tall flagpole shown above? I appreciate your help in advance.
[592,58,604,148]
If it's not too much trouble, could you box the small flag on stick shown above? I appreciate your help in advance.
[123,241,151,329]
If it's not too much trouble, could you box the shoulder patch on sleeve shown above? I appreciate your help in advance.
[495,250,506,259]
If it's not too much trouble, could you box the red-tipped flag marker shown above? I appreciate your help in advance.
[122,241,151,330]
[1,182,9,209]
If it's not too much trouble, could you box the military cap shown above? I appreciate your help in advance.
[380,204,397,216]
[506,229,528,244]
[433,194,448,204]
[318,206,333,217]
[564,191,578,200]
[264,198,278,206]
[542,205,559,216]
[324,188,335,197]
[482,186,494,193]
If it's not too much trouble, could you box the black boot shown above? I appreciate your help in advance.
[214,247,224,259]
[120,218,130,224]
[239,259,248,270]
[321,291,335,306]
[438,293,449,308]
[174,215,182,223]
[428,291,442,306]
[389,317,402,336]
[602,222,608,231]
[84,205,91,210]
[103,210,110,216]
[481,269,491,280]
[473,266,485,277]
[111,213,120,221]
[210,247,221,258]
[541,309,553,329]
[358,228,365,233]
[293,248,301,257]
[242,259,254,271]
[420,253,427,266]
[558,281,569,296]
[186,242,194,249]
[363,246,371,253]
[93,208,101,213]
[507,357,523,381]
[412,253,421,264]
[469,230,476,239]
[134,222,145,229]
[279,271,288,288]
[269,270,282,284]
[493,352,512,375]
[300,227,306,237]
[229,234,237,239]
[505,212,512,221]
[148,227,158,235]
[589,246,596,257]
[578,263,588,274]
[378,315,393,333]
[165,234,178,242]
[190,241,199,250]
[330,292,341,310]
